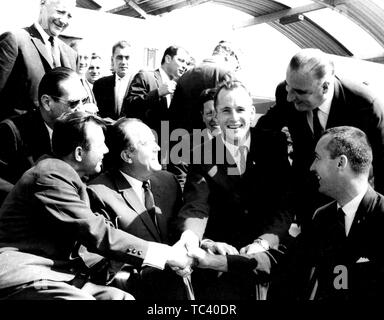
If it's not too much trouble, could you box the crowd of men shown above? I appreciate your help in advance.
[0,0,384,301]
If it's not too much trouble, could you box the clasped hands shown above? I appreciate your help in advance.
[168,230,271,277]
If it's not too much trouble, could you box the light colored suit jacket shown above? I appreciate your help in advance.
[0,24,77,120]
[0,158,151,289]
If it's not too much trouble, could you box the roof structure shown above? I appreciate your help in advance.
[76,0,384,61]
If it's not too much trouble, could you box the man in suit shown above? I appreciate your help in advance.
[168,41,239,133]
[257,48,384,228]
[124,45,189,138]
[0,111,192,300]
[93,40,134,120]
[271,126,384,300]
[88,118,189,299]
[0,67,90,204]
[176,80,292,299]
[70,40,97,105]
[0,0,77,120]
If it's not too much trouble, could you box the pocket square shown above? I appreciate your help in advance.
[356,257,370,263]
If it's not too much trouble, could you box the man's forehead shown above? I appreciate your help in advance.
[217,87,252,104]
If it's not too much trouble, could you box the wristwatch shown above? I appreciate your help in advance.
[254,238,270,251]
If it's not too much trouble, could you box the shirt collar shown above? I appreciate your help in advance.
[120,170,146,202]
[338,184,368,218]
[34,22,50,45]
[221,133,251,156]
[115,73,129,83]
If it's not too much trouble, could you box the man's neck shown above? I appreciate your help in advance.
[336,178,369,207]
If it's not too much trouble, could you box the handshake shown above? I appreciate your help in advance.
[166,230,275,277]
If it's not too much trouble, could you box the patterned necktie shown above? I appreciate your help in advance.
[142,180,157,228]
[312,108,324,141]
[48,36,61,67]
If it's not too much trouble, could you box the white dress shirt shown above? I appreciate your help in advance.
[338,184,368,236]
[115,74,130,115]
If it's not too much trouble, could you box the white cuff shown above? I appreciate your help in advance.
[142,242,172,270]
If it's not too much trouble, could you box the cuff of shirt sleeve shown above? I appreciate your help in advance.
[142,242,171,270]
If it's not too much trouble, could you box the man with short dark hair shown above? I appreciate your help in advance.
[270,126,384,301]
[169,41,239,133]
[176,80,292,299]
[0,67,89,203]
[124,45,189,137]
[0,111,191,300]
[93,40,134,120]
[0,0,77,120]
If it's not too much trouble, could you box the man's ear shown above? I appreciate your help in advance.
[338,155,348,169]
[165,55,171,64]
[121,150,132,164]
[322,81,329,94]
[41,94,51,112]
[74,146,83,162]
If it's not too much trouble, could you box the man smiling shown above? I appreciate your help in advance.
[0,0,77,120]
[176,79,292,299]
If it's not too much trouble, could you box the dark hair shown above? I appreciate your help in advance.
[105,117,143,167]
[213,78,251,110]
[52,111,105,158]
[324,126,372,175]
[289,48,334,80]
[199,88,216,112]
[38,67,78,104]
[112,40,131,56]
[161,45,183,65]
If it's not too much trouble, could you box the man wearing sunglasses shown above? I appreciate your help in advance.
[0,67,89,204]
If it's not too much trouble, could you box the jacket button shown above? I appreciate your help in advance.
[138,251,143,256]
[132,249,137,254]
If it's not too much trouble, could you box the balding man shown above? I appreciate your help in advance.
[0,0,77,120]
[257,48,384,228]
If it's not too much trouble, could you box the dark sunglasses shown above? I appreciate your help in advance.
[50,95,90,109]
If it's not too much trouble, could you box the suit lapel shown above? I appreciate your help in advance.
[27,25,53,68]
[204,136,242,200]
[113,171,161,242]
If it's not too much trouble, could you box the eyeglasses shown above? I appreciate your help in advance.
[50,95,90,109]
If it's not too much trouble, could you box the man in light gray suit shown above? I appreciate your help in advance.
[0,0,77,120]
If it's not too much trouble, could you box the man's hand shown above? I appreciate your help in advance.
[158,80,177,96]
[240,242,267,255]
[166,245,194,270]
[174,230,200,252]
[201,239,239,255]
[188,247,228,272]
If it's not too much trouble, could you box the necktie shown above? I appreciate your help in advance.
[48,36,61,67]
[312,108,324,141]
[238,145,247,175]
[337,207,346,236]
[142,180,158,228]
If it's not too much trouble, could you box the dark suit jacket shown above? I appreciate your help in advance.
[0,157,152,290]
[178,128,292,249]
[277,186,384,301]
[87,169,183,246]
[257,76,384,224]
[169,58,234,133]
[93,74,122,120]
[123,69,168,135]
[0,110,51,185]
[0,24,77,120]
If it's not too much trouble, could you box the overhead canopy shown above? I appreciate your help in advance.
[76,0,384,61]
